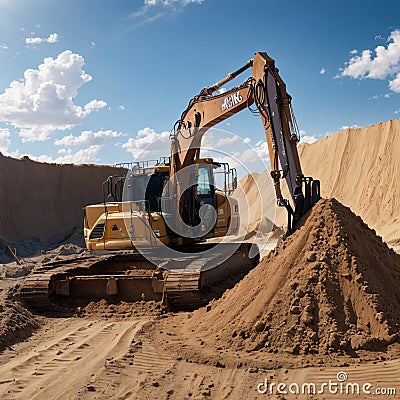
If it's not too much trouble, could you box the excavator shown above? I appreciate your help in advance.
[19,52,320,312]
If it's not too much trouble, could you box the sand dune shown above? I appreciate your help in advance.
[240,119,400,246]
[299,119,400,246]
[0,155,125,242]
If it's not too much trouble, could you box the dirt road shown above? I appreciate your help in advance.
[0,315,399,400]
[0,318,169,400]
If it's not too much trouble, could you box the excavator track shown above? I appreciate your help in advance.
[19,243,259,313]
[18,254,119,312]
[19,274,57,312]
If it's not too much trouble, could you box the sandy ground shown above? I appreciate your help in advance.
[1,201,399,400]
[0,317,151,399]
[0,314,398,400]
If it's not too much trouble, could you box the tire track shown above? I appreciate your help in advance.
[0,319,147,400]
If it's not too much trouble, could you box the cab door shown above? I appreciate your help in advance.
[196,164,216,234]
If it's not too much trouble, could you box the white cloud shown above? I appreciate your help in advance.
[118,105,125,110]
[182,0,203,4]
[122,127,170,159]
[350,49,358,55]
[144,0,203,6]
[217,87,227,94]
[320,68,326,75]
[253,140,268,159]
[299,129,317,144]
[394,109,400,115]
[370,92,393,100]
[213,142,268,170]
[202,133,239,149]
[340,30,400,92]
[202,132,269,164]
[0,50,106,142]
[389,72,400,92]
[121,128,270,174]
[47,33,59,43]
[340,124,358,130]
[84,99,107,113]
[25,33,59,45]
[55,129,121,147]
[130,0,203,23]
[0,128,11,153]
[300,135,317,144]
[0,43,8,50]
[24,145,103,164]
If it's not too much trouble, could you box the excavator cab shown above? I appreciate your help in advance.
[83,157,239,250]
[124,162,170,213]
[180,158,235,230]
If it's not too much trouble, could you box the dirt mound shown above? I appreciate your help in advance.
[233,172,276,235]
[188,198,400,355]
[0,285,41,352]
[0,155,126,243]
[299,119,400,246]
[240,120,400,248]
[76,299,166,319]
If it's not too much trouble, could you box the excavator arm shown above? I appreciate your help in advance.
[170,51,320,233]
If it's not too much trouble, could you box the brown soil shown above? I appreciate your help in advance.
[0,283,42,353]
[0,120,399,398]
[0,198,400,398]
[299,119,400,246]
[0,154,125,242]
[76,299,167,319]
[184,198,400,357]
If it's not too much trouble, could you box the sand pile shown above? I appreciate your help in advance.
[241,120,400,248]
[0,285,41,352]
[299,119,400,246]
[0,155,125,243]
[233,171,276,236]
[76,299,166,319]
[188,198,400,355]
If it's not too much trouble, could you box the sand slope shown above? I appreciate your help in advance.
[299,119,400,246]
[0,155,125,242]
[240,119,400,246]
[233,171,276,235]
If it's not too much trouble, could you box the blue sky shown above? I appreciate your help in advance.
[0,0,399,167]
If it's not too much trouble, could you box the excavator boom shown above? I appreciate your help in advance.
[171,52,320,232]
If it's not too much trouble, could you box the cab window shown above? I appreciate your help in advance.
[197,166,212,195]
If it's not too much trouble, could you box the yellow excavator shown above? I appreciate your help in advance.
[19,52,320,312]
